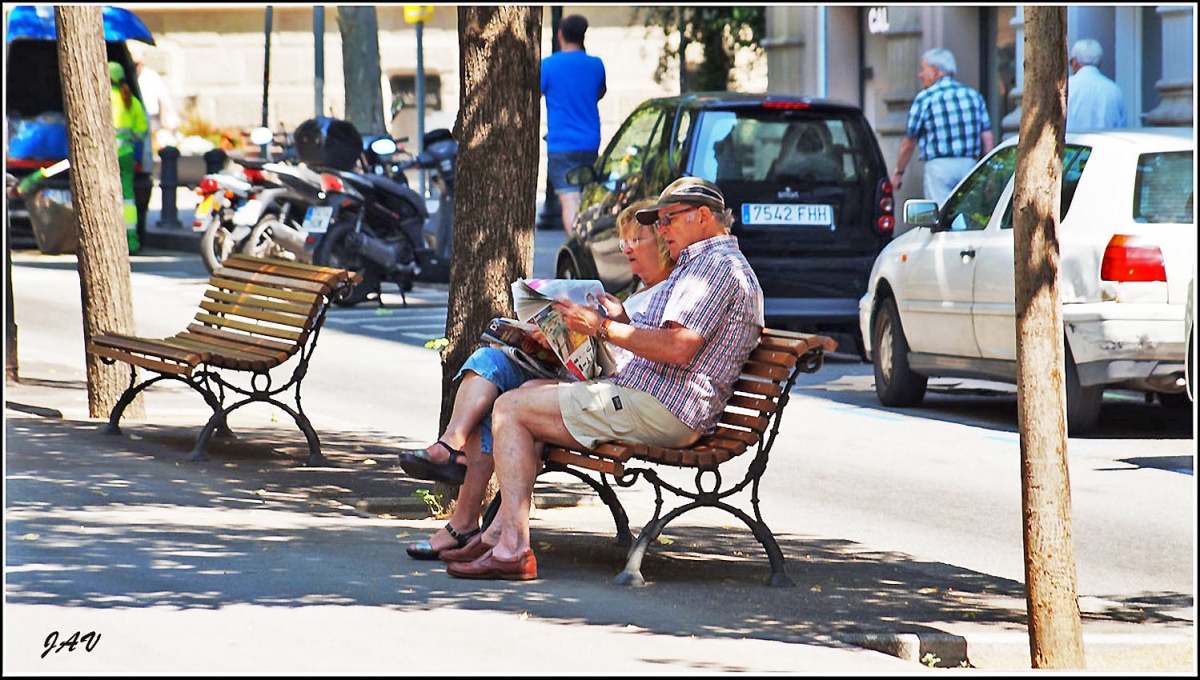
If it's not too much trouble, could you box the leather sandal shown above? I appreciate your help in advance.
[406,522,482,561]
[398,441,468,484]
[439,532,492,563]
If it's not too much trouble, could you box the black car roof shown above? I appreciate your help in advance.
[643,91,865,115]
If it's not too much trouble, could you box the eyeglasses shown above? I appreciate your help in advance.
[656,205,699,229]
[618,231,654,251]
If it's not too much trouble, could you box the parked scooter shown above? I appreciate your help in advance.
[237,126,331,265]
[310,127,458,306]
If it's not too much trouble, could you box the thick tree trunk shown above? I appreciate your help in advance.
[56,6,144,419]
[431,6,542,510]
[1013,5,1084,669]
[337,6,386,136]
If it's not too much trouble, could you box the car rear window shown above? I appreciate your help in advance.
[1133,151,1194,224]
[691,108,880,185]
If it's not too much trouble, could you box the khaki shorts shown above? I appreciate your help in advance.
[558,380,699,450]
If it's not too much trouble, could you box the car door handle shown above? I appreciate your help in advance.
[960,249,977,259]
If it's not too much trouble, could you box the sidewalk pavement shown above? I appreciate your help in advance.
[6,361,1196,674]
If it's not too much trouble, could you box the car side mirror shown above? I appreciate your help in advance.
[904,199,940,229]
[565,165,596,187]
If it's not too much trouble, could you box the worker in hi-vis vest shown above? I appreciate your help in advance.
[109,61,148,254]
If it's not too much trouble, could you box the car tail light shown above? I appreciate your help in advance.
[875,178,895,232]
[321,173,344,193]
[198,178,219,194]
[1100,234,1166,282]
[763,101,811,110]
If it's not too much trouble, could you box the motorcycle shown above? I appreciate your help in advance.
[310,127,458,306]
[237,126,332,265]
[194,164,273,274]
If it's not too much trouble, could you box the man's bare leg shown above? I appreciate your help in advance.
[489,382,583,560]
[559,190,581,236]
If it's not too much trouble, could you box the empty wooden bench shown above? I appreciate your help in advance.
[497,328,836,587]
[86,254,361,466]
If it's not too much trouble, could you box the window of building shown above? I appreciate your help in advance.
[389,74,442,118]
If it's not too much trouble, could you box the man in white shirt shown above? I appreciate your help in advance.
[1066,38,1126,131]
[129,43,179,150]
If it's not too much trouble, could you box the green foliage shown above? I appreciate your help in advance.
[921,652,942,668]
[412,488,444,516]
[633,6,766,92]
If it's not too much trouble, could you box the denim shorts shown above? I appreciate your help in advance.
[547,150,598,194]
[455,346,540,454]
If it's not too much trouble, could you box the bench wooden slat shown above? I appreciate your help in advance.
[198,299,313,330]
[183,323,298,354]
[87,343,195,376]
[748,346,799,369]
[740,361,790,382]
[545,448,624,476]
[732,377,784,398]
[222,254,358,286]
[163,336,284,366]
[718,411,769,433]
[725,393,777,414]
[193,312,305,342]
[90,334,206,364]
[204,289,316,317]
[208,276,324,305]
[211,268,333,296]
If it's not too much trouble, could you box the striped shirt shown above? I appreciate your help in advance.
[613,234,764,433]
[905,76,991,161]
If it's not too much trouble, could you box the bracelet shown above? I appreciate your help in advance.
[596,318,612,341]
[895,167,905,175]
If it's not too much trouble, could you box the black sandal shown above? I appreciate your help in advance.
[398,441,468,484]
[406,522,483,560]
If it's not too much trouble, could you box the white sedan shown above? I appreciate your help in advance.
[859,128,1194,434]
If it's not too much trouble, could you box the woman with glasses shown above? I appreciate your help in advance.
[399,198,675,562]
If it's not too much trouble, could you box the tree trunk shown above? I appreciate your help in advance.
[337,6,386,136]
[1013,5,1084,669]
[56,6,144,420]
[432,6,542,510]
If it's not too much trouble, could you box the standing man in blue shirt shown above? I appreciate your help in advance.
[542,14,607,236]
[891,48,994,207]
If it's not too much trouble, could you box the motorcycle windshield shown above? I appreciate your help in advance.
[5,5,155,44]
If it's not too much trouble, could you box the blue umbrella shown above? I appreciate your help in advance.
[5,5,155,44]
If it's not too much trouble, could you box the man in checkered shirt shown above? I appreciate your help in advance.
[445,177,764,581]
[891,47,995,207]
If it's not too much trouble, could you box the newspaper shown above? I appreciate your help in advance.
[510,278,616,381]
[481,317,567,381]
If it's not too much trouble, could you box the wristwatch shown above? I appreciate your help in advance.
[596,318,612,341]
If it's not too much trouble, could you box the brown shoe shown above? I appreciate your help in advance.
[447,548,537,581]
[439,533,491,563]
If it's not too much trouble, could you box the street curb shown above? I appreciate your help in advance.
[841,633,967,667]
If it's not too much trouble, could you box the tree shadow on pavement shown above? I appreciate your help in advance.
[5,413,1194,659]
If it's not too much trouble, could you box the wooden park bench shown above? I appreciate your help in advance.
[86,254,361,466]
[484,328,837,587]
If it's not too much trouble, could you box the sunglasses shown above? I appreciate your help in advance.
[656,205,699,229]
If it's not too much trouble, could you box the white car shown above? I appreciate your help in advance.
[859,128,1194,434]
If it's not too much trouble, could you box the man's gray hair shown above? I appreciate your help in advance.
[922,48,957,76]
[1070,38,1103,66]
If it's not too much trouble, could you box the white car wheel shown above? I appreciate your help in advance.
[872,297,927,407]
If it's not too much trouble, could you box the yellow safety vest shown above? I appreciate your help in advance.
[111,86,148,151]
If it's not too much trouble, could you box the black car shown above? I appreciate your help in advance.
[555,92,894,355]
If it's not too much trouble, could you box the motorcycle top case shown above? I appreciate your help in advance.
[293,117,363,171]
